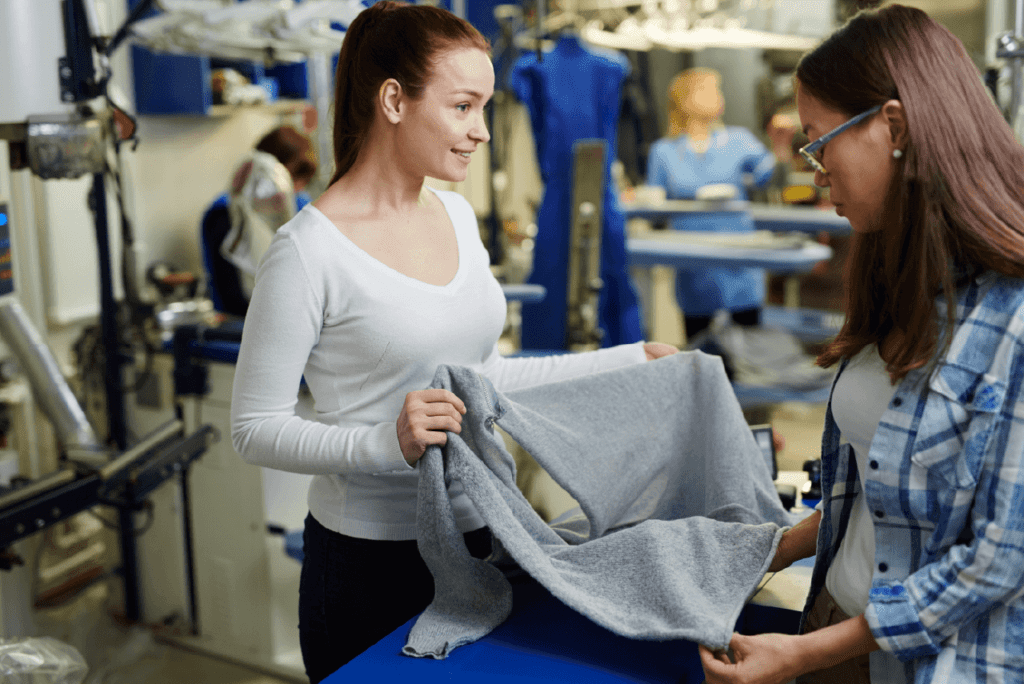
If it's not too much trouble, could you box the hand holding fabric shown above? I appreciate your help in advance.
[701,613,879,684]
[397,389,466,465]
[643,342,679,361]
[699,633,799,684]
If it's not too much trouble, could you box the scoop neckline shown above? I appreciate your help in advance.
[305,187,465,293]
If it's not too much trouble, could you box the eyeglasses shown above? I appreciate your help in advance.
[798,104,883,175]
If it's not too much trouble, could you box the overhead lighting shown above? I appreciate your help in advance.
[581,19,653,51]
[583,18,819,52]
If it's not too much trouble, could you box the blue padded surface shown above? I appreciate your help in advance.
[330,574,801,683]
[284,529,304,563]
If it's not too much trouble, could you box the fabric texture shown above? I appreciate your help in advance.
[200,190,310,316]
[510,34,643,350]
[688,315,836,390]
[646,128,775,315]
[231,186,646,541]
[220,150,297,298]
[403,352,792,659]
[806,271,1024,683]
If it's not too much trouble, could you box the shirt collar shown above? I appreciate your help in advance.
[678,126,728,154]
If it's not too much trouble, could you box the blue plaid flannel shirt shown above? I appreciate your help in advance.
[804,271,1024,683]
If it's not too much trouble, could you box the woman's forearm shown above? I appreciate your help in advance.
[796,614,879,675]
[770,509,820,572]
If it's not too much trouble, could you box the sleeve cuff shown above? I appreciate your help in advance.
[752,154,777,186]
[864,582,941,662]
[362,422,415,474]
[628,341,650,364]
[585,341,648,368]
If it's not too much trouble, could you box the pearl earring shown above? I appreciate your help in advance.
[892,149,903,159]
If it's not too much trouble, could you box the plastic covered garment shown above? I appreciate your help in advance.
[510,35,643,350]
[220,150,296,299]
[688,312,835,389]
[0,637,88,684]
[200,188,309,317]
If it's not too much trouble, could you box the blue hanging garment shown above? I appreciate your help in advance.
[510,35,643,350]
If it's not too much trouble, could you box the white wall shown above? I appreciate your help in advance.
[121,108,308,289]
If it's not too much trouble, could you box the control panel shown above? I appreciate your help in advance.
[0,204,12,296]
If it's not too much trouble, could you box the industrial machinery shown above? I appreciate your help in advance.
[0,0,217,637]
[566,139,606,350]
[0,1,365,675]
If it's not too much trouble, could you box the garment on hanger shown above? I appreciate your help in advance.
[403,352,791,659]
[510,34,643,350]
[618,50,661,187]
[647,129,776,316]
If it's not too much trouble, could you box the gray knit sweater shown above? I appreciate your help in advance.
[404,351,792,659]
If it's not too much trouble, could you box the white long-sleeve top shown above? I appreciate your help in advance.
[231,188,647,540]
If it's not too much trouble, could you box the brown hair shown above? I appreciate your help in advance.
[797,4,1024,380]
[256,126,317,185]
[329,1,489,183]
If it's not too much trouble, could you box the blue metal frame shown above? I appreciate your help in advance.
[799,104,883,174]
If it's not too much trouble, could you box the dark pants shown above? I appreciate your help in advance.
[683,306,761,342]
[298,513,492,683]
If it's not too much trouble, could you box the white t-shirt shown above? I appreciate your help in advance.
[827,345,897,616]
[231,187,647,540]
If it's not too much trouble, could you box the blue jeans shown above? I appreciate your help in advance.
[297,512,492,682]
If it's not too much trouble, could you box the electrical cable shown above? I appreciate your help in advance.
[85,501,155,537]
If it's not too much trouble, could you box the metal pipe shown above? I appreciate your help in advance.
[119,505,141,621]
[306,50,335,197]
[105,0,158,57]
[180,467,199,635]
[1014,0,1024,125]
[90,172,127,450]
[0,469,75,510]
[99,419,182,480]
[0,299,101,452]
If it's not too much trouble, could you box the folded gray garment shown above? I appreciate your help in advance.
[403,351,792,659]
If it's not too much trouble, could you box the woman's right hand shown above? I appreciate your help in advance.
[396,389,467,466]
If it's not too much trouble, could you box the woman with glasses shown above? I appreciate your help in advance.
[701,5,1024,684]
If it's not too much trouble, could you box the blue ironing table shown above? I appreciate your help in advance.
[500,283,547,304]
[330,562,812,683]
[621,200,852,235]
[627,234,833,273]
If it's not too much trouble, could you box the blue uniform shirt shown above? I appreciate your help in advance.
[647,128,775,316]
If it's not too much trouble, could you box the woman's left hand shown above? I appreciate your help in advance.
[699,633,798,684]
[644,342,679,361]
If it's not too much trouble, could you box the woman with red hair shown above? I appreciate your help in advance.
[229,3,675,679]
